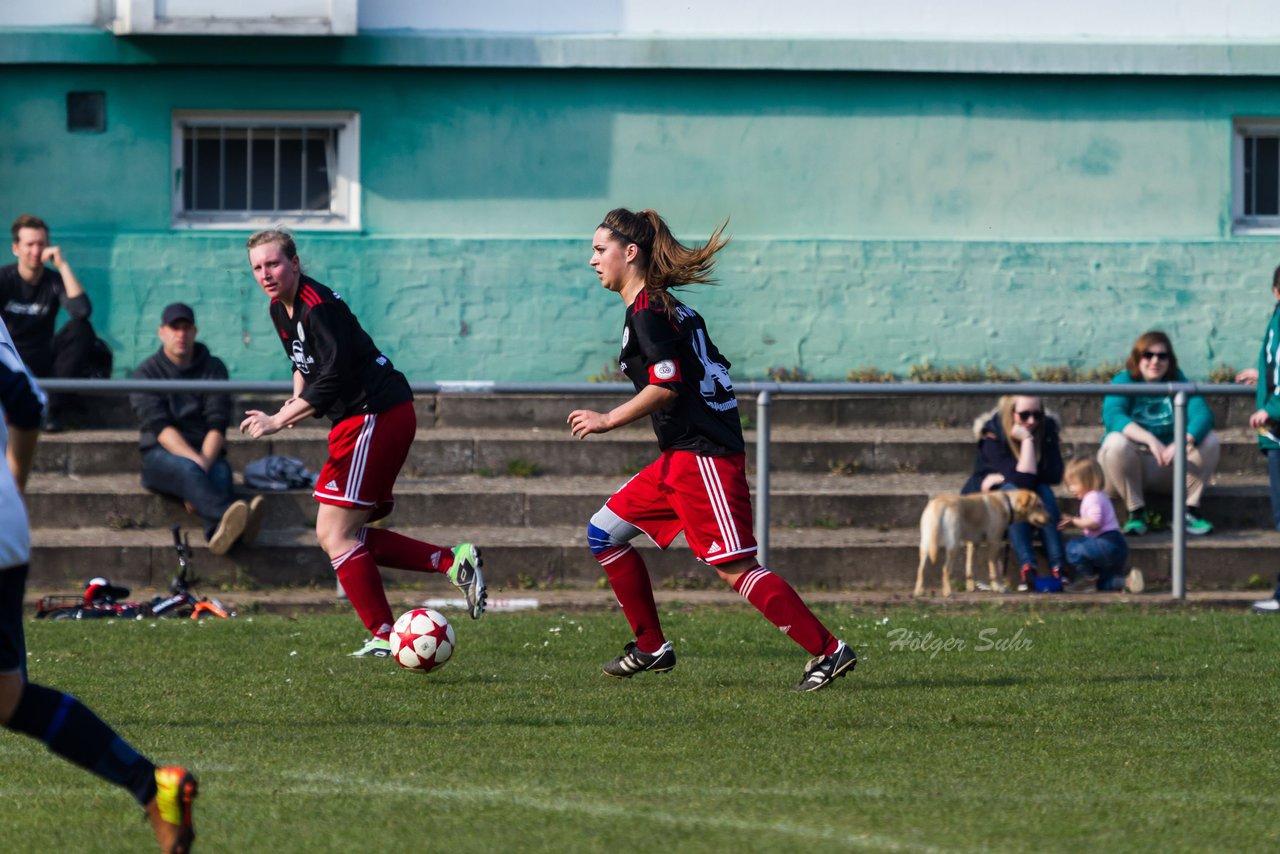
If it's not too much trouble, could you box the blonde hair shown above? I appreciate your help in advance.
[996,396,1044,460]
[1064,457,1105,493]
[246,228,297,260]
[599,207,730,316]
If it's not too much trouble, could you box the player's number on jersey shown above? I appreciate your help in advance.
[692,329,733,399]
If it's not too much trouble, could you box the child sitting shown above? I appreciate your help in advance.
[1057,458,1144,593]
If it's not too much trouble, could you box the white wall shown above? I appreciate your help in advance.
[7,0,1280,41]
[357,0,1280,39]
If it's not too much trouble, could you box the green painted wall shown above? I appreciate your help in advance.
[2,61,1279,380]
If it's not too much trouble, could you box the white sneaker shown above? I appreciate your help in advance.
[208,500,249,556]
[1124,569,1144,594]
[1251,598,1280,614]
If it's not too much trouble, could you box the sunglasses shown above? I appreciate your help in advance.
[1015,410,1043,422]
[1140,351,1170,361]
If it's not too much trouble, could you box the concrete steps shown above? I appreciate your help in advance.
[22,393,1276,596]
[25,425,1274,477]
[24,470,1278,532]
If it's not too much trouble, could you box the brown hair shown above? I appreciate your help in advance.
[1272,263,1280,293]
[11,214,48,243]
[1125,330,1178,380]
[1064,457,1105,493]
[599,208,729,315]
[996,395,1044,460]
[246,228,297,260]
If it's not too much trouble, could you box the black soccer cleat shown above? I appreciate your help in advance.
[793,640,858,692]
[602,641,676,678]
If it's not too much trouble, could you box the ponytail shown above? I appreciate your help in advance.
[599,208,730,315]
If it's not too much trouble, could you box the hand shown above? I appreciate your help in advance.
[1057,516,1074,531]
[239,410,280,439]
[1010,423,1032,442]
[1147,440,1174,466]
[980,472,1005,492]
[1251,409,1273,430]
[40,245,66,268]
[1236,368,1259,385]
[567,409,612,439]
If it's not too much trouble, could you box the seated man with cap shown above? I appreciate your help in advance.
[129,303,263,555]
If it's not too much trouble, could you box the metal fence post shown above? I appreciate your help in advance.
[756,390,772,568]
[1172,390,1187,600]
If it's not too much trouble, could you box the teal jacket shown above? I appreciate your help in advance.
[1255,301,1280,451]
[1101,368,1214,445]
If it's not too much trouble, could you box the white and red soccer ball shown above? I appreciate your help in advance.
[390,608,456,672]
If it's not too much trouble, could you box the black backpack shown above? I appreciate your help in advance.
[243,455,317,491]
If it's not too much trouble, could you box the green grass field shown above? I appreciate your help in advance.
[5,604,1279,853]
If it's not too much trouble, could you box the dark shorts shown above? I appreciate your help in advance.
[0,565,28,676]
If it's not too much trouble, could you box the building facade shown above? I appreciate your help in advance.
[2,1,1280,381]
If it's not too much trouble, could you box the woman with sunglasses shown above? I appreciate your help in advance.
[961,395,1067,590]
[1098,330,1219,536]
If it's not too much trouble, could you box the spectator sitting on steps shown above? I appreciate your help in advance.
[129,302,263,556]
[0,214,108,431]
[961,395,1067,592]
[1098,330,1219,537]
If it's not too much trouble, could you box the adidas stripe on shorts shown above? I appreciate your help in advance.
[313,399,415,510]
[605,449,757,565]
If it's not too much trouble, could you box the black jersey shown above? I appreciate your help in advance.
[270,276,412,424]
[619,290,744,455]
[0,264,91,367]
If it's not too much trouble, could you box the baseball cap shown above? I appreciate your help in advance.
[161,303,195,326]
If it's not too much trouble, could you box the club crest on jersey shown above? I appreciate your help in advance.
[296,322,305,342]
[621,326,630,348]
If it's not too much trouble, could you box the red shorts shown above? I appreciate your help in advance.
[313,400,415,513]
[606,450,757,565]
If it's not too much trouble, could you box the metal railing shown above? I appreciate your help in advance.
[41,378,1259,600]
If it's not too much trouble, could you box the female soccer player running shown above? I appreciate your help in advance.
[239,231,486,656]
[568,208,857,692]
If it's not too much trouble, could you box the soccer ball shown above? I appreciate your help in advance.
[390,608,456,672]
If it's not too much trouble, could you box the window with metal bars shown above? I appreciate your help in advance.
[1235,120,1280,232]
[173,112,359,229]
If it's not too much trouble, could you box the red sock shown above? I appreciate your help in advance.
[596,545,665,653]
[360,528,454,574]
[333,544,394,639]
[733,566,837,657]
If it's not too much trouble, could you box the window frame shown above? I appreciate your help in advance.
[1233,117,1280,235]
[171,110,360,231]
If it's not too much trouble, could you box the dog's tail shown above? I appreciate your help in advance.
[920,501,942,563]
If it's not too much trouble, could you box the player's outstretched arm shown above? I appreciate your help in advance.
[568,385,677,439]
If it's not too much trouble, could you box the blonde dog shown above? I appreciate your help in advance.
[914,489,1050,597]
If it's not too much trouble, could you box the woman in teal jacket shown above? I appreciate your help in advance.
[1098,330,1219,536]
[1238,266,1280,612]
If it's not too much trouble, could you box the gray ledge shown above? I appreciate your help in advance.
[4,28,1280,75]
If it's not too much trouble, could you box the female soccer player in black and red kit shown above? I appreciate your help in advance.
[568,208,857,691]
[239,231,486,657]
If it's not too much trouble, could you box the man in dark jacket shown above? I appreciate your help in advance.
[1,214,105,430]
[130,303,262,555]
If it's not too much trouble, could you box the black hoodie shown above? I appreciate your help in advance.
[129,342,231,453]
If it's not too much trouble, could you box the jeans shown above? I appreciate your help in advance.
[140,448,233,540]
[1002,482,1066,569]
[1066,530,1129,589]
[1267,449,1280,531]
